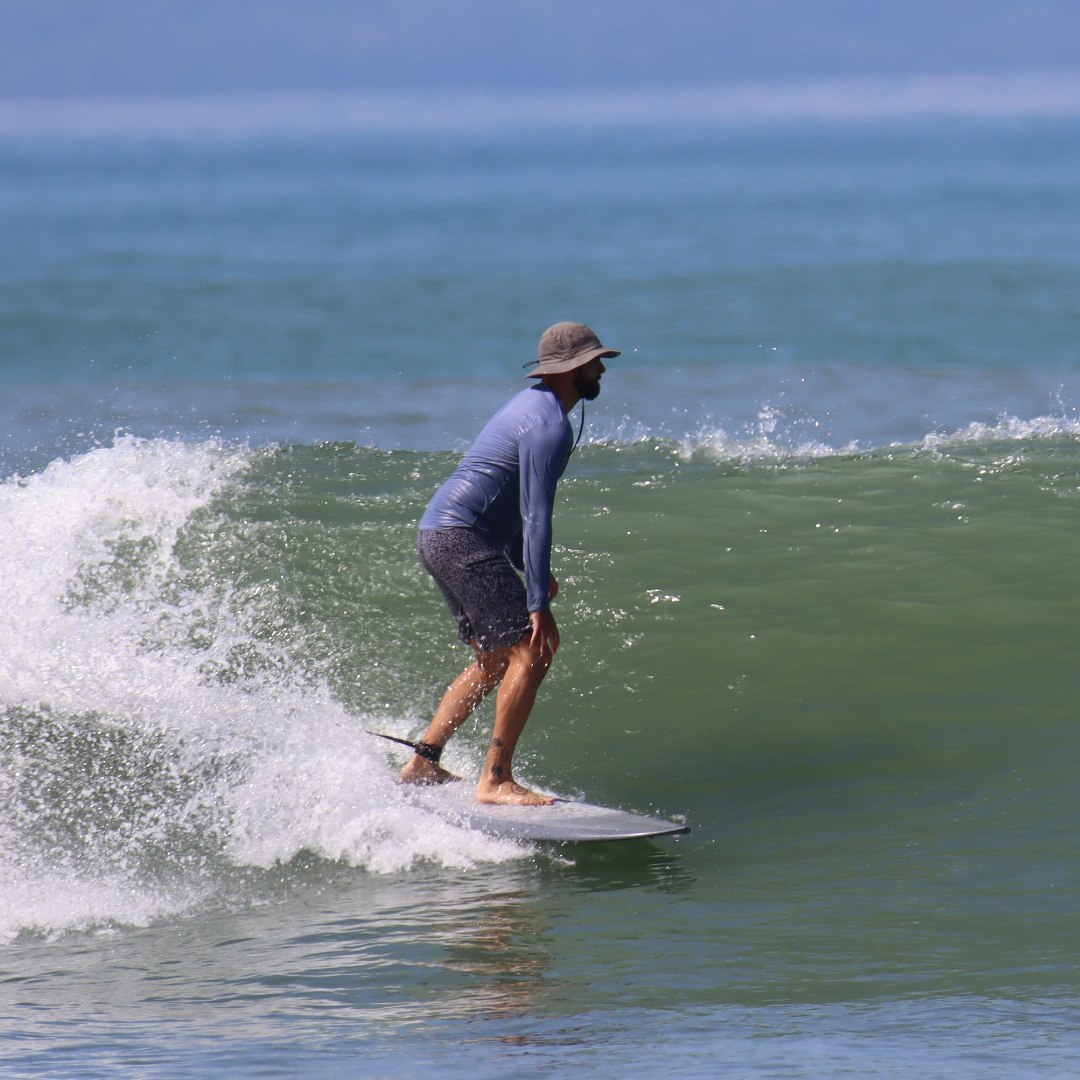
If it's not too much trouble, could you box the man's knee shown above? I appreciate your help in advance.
[475,648,511,683]
[475,631,550,683]
[507,635,552,676]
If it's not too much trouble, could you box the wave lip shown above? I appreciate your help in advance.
[672,411,1080,466]
[679,428,852,465]
[676,405,858,464]
[917,413,1080,450]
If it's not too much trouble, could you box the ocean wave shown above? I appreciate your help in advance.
[600,410,1080,466]
[0,437,522,943]
[677,430,853,465]
[5,415,1080,941]
[915,413,1080,450]
[579,406,855,464]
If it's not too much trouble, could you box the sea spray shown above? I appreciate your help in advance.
[0,438,522,942]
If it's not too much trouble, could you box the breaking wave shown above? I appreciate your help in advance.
[0,437,520,943]
[6,412,1080,941]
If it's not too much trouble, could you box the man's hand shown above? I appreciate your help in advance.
[530,609,560,658]
[549,573,559,600]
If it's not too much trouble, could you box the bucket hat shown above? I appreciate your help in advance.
[525,322,620,378]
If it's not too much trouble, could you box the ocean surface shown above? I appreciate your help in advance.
[3,112,1080,1077]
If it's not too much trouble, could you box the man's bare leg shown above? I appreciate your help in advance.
[399,644,508,785]
[475,632,555,806]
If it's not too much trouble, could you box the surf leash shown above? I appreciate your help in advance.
[364,729,444,764]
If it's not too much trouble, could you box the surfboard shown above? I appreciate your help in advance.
[409,784,689,842]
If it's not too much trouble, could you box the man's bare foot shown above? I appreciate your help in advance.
[399,754,462,786]
[475,779,555,806]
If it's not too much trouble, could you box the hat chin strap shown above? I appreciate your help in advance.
[522,355,591,376]
[569,401,585,457]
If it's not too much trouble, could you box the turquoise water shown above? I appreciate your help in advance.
[3,119,1080,1077]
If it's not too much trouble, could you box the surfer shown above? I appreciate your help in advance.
[401,322,619,805]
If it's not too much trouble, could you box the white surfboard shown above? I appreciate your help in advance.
[409,784,689,842]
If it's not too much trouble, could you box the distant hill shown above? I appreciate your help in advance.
[1,0,1079,99]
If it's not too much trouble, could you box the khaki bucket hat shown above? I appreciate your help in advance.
[525,322,621,378]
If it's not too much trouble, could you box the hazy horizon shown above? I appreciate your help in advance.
[2,0,1080,100]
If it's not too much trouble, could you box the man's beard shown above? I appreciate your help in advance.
[573,368,602,401]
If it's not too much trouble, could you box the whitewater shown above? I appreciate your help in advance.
[0,437,525,945]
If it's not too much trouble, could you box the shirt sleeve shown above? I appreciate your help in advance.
[518,419,573,612]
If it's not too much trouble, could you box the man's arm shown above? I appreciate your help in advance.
[518,420,573,615]
[507,535,559,595]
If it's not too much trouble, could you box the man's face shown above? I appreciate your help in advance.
[573,358,606,401]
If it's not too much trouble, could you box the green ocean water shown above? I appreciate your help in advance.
[4,118,1080,1076]
[5,426,1080,1077]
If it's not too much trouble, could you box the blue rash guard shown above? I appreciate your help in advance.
[419,383,573,612]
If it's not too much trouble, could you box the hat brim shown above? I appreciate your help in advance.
[525,346,621,378]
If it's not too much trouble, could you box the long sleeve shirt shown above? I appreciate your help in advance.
[418,383,573,612]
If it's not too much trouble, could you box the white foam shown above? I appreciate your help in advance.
[0,437,523,943]
[579,406,854,463]
[917,413,1080,450]
[675,406,857,464]
[671,410,1080,465]
[221,699,523,875]
[0,436,248,711]
[0,872,208,945]
[680,428,850,464]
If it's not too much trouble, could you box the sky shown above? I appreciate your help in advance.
[1,0,1080,99]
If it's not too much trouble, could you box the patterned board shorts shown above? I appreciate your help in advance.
[417,528,532,651]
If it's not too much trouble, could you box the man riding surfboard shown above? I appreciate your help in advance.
[401,322,619,805]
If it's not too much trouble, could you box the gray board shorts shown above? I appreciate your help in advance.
[418,528,531,651]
